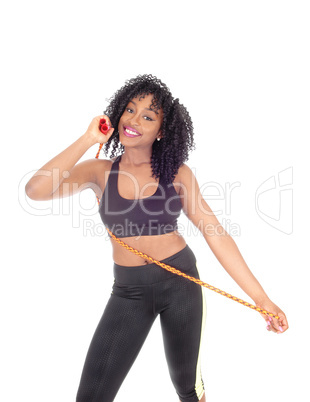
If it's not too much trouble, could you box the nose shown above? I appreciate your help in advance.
[128,112,141,127]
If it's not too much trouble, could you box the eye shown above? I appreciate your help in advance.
[144,116,153,121]
[126,107,133,113]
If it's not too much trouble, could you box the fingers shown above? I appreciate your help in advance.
[257,300,288,335]
[266,316,279,333]
[100,126,115,143]
[277,312,289,333]
[266,312,288,334]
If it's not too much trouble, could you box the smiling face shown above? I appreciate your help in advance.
[118,94,163,150]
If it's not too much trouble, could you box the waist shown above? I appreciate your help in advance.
[111,231,187,266]
[113,245,197,285]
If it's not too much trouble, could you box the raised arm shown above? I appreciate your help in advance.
[176,164,289,334]
[25,116,114,201]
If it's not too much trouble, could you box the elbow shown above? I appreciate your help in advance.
[25,181,38,200]
[25,180,50,201]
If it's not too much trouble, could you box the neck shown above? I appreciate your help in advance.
[120,147,152,166]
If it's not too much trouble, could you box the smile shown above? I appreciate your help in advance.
[123,126,142,138]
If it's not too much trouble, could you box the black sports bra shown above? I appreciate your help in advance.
[99,156,182,238]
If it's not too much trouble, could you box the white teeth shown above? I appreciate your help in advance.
[125,128,140,135]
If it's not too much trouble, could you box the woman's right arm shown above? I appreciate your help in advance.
[25,115,114,201]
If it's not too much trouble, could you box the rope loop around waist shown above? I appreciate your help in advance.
[106,227,279,320]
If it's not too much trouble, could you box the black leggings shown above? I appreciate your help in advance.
[76,245,206,402]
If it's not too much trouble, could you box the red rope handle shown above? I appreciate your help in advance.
[95,118,109,158]
[95,118,110,203]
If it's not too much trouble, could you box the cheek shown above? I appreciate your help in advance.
[155,121,162,134]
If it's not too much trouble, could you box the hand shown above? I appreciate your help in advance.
[256,299,289,334]
[84,115,114,145]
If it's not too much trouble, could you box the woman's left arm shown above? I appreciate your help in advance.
[177,164,289,334]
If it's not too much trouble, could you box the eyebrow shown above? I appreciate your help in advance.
[129,100,158,114]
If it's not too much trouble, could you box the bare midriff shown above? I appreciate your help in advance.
[111,230,187,266]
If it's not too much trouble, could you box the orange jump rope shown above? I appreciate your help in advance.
[95,122,279,320]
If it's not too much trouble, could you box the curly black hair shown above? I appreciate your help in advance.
[103,74,195,183]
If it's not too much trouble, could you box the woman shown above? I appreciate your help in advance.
[25,74,288,402]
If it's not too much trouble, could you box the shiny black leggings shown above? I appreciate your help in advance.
[76,245,206,402]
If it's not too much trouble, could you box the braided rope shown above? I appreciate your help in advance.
[95,143,104,206]
[95,139,279,320]
[95,143,103,159]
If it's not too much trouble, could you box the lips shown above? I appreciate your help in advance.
[123,126,141,138]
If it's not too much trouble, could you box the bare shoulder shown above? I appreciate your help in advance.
[175,163,195,183]
[89,158,114,198]
[88,158,113,183]
[172,164,196,196]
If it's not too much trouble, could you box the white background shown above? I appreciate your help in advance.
[1,1,309,401]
